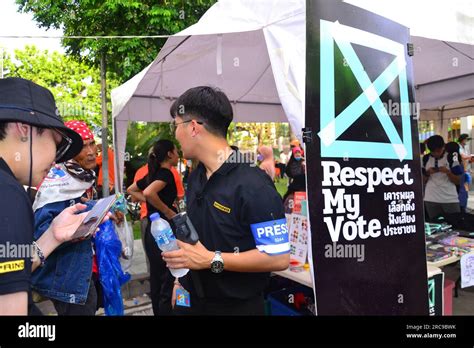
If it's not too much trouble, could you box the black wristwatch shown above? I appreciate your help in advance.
[210,251,224,274]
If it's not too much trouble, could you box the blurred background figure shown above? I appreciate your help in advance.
[95,136,115,198]
[284,146,306,202]
[458,133,473,192]
[278,150,288,180]
[446,141,469,213]
[257,145,275,181]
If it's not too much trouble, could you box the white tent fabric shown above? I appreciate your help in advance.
[112,0,306,189]
[112,0,474,190]
[346,0,474,45]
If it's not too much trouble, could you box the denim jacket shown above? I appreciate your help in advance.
[31,198,95,304]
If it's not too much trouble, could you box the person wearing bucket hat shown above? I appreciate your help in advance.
[0,78,107,315]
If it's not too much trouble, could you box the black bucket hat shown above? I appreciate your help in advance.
[0,77,83,163]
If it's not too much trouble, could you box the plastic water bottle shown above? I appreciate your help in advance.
[149,212,189,278]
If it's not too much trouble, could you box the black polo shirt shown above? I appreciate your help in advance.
[182,150,287,301]
[0,158,33,298]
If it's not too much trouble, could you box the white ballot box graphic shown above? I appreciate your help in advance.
[318,20,413,161]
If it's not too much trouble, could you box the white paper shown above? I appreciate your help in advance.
[461,253,474,289]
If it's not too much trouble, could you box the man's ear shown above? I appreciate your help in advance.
[14,123,31,141]
[191,120,201,138]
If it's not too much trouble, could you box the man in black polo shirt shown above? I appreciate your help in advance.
[163,86,290,315]
[0,78,96,315]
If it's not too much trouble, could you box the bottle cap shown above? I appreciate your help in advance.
[150,212,161,222]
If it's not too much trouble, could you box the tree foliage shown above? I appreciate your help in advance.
[16,0,217,82]
[16,0,217,184]
[3,45,119,128]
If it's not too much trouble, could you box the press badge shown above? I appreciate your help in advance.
[176,288,191,307]
[250,218,290,255]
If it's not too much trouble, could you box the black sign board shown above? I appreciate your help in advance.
[428,272,444,316]
[305,0,428,315]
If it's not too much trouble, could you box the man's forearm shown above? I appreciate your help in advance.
[129,190,146,202]
[220,249,290,272]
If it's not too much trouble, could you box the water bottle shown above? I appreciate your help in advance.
[149,212,189,278]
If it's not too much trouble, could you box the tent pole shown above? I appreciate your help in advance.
[101,52,110,197]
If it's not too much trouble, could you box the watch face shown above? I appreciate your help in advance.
[211,261,224,273]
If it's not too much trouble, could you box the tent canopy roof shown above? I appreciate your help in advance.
[111,0,473,188]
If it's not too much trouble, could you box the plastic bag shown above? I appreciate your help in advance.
[95,220,131,316]
[115,214,134,273]
[111,193,127,214]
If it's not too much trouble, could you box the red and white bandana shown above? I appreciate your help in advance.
[65,120,94,141]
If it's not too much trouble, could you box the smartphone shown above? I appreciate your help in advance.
[71,194,118,241]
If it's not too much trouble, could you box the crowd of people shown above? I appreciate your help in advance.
[120,86,291,315]
[0,79,291,316]
[2,76,471,317]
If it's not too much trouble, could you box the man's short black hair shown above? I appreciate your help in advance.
[170,86,233,138]
[426,135,445,152]
[0,121,45,141]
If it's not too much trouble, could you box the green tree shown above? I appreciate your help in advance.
[3,45,119,127]
[16,0,217,82]
[229,123,274,148]
[16,0,218,185]
[124,121,178,186]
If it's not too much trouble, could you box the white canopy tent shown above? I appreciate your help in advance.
[112,0,474,190]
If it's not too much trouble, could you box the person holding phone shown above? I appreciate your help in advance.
[31,120,111,315]
[127,139,179,315]
[0,78,97,315]
[422,135,462,221]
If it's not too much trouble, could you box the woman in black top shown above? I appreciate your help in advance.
[127,139,179,315]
